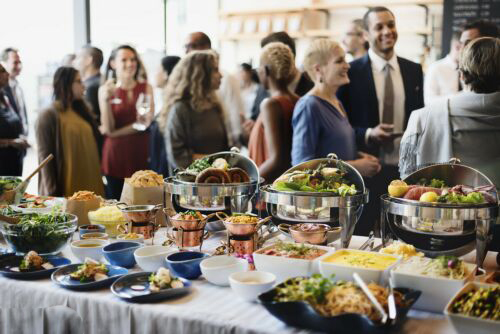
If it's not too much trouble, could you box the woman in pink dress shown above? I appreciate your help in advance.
[98,45,154,199]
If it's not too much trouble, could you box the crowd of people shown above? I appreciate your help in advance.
[1,6,499,236]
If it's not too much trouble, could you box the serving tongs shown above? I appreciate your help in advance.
[358,231,375,251]
[13,154,54,202]
[353,273,389,324]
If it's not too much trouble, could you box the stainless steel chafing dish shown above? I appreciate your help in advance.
[165,148,262,215]
[381,158,499,267]
[261,154,369,248]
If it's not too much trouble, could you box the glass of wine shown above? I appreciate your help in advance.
[132,93,151,131]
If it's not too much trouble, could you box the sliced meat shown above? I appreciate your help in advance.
[403,187,442,200]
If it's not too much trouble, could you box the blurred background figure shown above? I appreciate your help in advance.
[424,32,461,105]
[458,20,499,51]
[61,53,76,67]
[99,45,154,199]
[1,48,28,137]
[155,55,181,90]
[158,50,229,170]
[74,45,104,124]
[342,19,369,62]
[36,67,103,196]
[248,42,298,182]
[184,31,244,148]
[0,63,29,176]
[238,62,260,121]
[150,55,180,177]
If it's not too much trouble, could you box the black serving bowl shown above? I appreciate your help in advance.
[258,278,421,334]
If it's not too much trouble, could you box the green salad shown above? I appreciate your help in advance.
[272,163,357,196]
[2,213,76,255]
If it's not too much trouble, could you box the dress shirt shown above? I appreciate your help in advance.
[8,78,28,135]
[366,49,405,165]
[423,54,459,105]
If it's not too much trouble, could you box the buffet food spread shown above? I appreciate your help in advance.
[0,155,499,334]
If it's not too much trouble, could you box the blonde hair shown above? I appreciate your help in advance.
[260,42,295,86]
[303,38,342,82]
[459,37,500,94]
[158,50,221,130]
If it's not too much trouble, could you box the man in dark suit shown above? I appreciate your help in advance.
[337,6,424,235]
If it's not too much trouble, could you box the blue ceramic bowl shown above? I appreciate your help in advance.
[166,251,210,279]
[79,224,106,237]
[103,241,141,269]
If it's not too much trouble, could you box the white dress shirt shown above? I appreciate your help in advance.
[366,49,405,165]
[424,54,459,105]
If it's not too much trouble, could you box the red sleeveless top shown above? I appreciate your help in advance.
[101,82,149,178]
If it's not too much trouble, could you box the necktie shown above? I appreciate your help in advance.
[382,63,394,125]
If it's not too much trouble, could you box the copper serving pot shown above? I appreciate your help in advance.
[279,223,340,245]
[216,212,272,236]
[117,203,162,223]
[164,208,216,230]
[167,227,209,248]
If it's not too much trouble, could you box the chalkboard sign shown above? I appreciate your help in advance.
[442,0,500,57]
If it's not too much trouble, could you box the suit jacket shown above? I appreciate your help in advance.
[337,54,424,154]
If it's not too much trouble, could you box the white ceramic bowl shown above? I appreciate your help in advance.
[117,233,145,244]
[134,245,174,272]
[200,255,248,286]
[319,249,400,284]
[391,260,476,312]
[444,282,499,334]
[253,243,334,283]
[70,239,109,262]
[229,271,276,302]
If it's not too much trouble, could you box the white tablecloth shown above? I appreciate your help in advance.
[0,231,497,334]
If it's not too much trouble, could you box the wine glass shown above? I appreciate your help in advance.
[132,93,151,131]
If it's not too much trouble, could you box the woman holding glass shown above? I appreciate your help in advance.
[99,45,154,199]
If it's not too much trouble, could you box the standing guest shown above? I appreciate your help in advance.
[292,39,381,179]
[337,7,423,235]
[342,19,369,61]
[150,55,180,177]
[99,45,154,200]
[239,63,260,120]
[458,20,499,51]
[0,64,29,176]
[248,42,298,182]
[155,55,181,89]
[157,50,229,170]
[184,32,244,148]
[74,45,104,123]
[424,32,461,105]
[400,37,500,251]
[36,67,103,196]
[1,48,28,136]
[249,32,314,122]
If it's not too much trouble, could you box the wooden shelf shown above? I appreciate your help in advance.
[219,0,443,17]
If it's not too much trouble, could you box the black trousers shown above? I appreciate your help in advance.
[355,164,400,236]
[0,148,23,176]
[104,175,124,201]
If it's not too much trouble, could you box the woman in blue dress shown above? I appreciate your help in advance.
[291,39,380,177]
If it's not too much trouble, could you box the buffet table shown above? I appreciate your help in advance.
[0,230,497,334]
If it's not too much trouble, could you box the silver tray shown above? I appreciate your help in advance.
[381,159,500,267]
[261,154,368,248]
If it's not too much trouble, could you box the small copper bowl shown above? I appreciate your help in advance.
[217,213,272,236]
[117,204,162,223]
[166,211,216,230]
[281,223,333,245]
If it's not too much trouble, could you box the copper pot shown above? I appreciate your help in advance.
[164,209,216,230]
[230,236,256,255]
[117,203,162,223]
[216,212,272,236]
[167,227,208,248]
[118,221,157,239]
[280,223,336,245]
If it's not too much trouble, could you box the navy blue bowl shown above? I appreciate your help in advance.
[79,224,106,237]
[103,241,141,269]
[258,278,421,334]
[165,251,209,279]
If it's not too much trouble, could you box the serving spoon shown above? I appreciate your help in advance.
[353,273,388,324]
